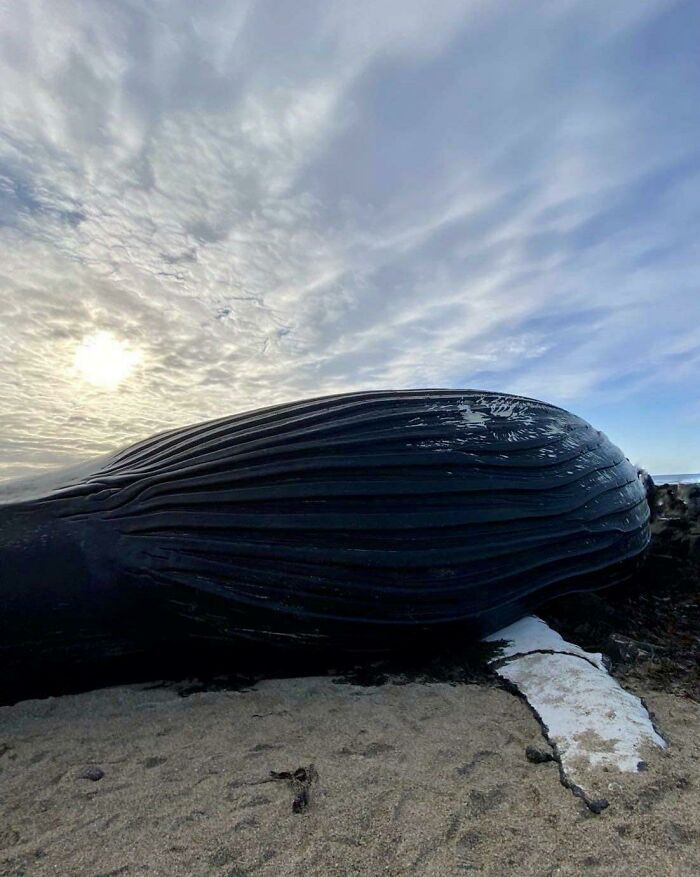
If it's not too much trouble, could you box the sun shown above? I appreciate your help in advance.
[73,331,142,388]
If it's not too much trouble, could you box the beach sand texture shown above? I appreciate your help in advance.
[1,676,698,877]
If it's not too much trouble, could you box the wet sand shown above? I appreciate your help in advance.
[1,674,698,876]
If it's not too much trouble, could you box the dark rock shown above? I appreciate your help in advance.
[653,484,689,520]
[588,798,609,814]
[79,767,104,781]
[525,745,554,764]
[606,634,657,663]
[683,484,700,517]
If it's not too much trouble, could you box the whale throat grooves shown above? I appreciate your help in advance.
[0,390,650,698]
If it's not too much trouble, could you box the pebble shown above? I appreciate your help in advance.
[525,746,554,764]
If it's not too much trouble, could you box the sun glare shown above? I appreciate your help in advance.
[73,331,142,388]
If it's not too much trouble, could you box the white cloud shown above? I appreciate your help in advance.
[0,0,697,478]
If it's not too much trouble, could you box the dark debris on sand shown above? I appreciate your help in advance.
[270,764,318,814]
[138,637,503,699]
[541,482,700,702]
[331,639,502,688]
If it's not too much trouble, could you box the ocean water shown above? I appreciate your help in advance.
[652,474,700,484]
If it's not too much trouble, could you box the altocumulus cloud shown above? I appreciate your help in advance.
[1,0,699,478]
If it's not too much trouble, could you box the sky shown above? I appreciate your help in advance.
[1,0,699,480]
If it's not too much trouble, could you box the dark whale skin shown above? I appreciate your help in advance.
[0,389,649,699]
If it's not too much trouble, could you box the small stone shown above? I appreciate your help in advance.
[606,633,656,663]
[588,798,609,814]
[79,767,104,781]
[525,745,554,764]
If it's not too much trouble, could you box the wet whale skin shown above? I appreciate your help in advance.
[0,390,649,694]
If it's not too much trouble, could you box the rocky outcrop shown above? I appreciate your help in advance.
[649,480,700,560]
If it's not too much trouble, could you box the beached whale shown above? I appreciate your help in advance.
[0,390,649,699]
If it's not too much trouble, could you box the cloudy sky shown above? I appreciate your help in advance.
[1,0,699,480]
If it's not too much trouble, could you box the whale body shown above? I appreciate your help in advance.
[0,389,649,700]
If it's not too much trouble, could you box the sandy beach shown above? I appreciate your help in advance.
[1,670,698,877]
